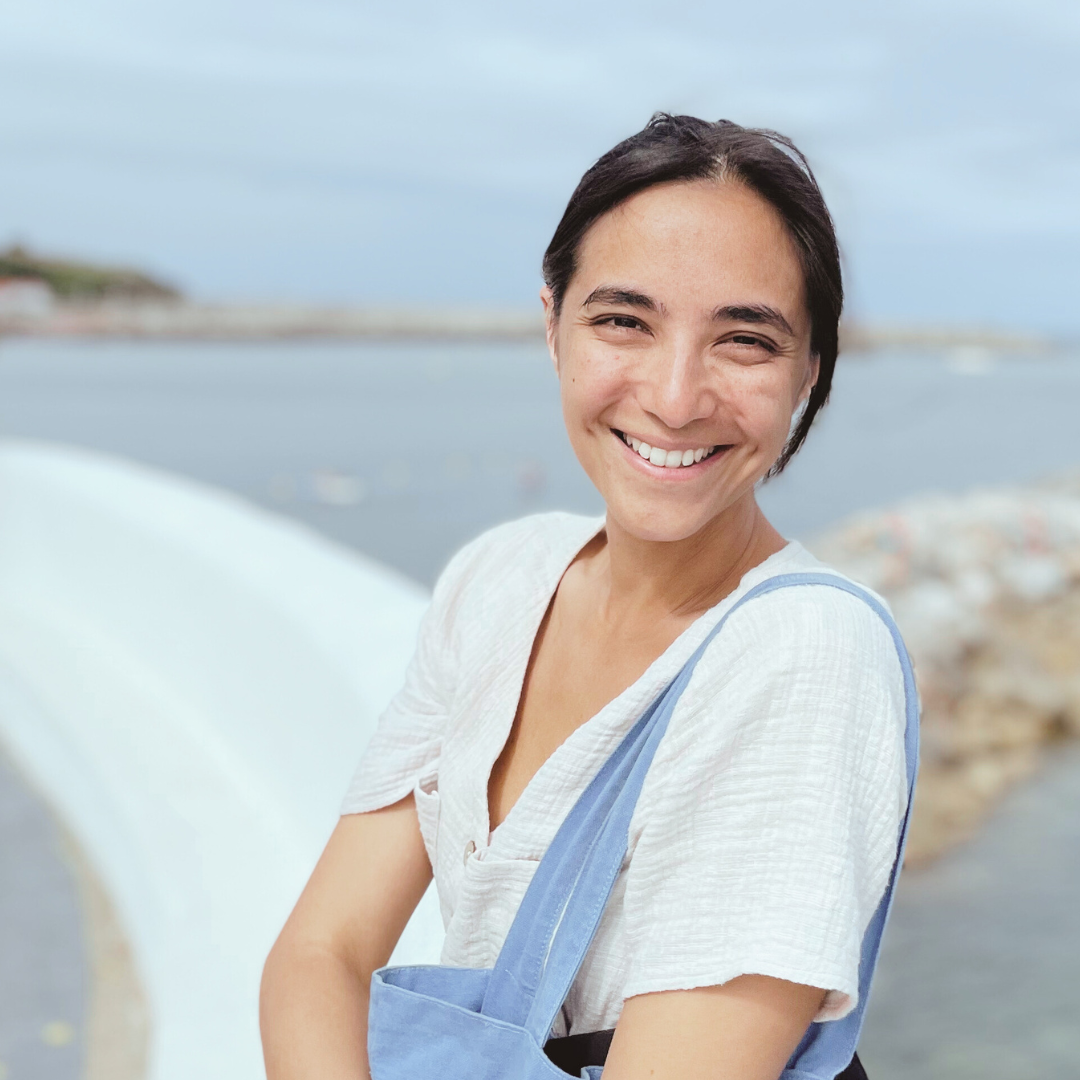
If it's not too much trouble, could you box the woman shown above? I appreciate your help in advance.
[261,115,912,1080]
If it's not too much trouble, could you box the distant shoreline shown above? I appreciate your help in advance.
[0,300,1065,354]
[0,302,546,343]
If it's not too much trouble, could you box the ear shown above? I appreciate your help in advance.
[798,354,820,407]
[540,286,560,375]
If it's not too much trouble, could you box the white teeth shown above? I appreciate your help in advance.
[621,431,718,468]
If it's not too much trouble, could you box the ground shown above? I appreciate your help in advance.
[0,743,146,1080]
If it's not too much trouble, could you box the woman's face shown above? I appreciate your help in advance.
[544,179,818,543]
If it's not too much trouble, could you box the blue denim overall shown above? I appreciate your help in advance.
[369,573,920,1079]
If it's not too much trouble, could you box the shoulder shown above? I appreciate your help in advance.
[636,551,911,864]
[713,545,902,675]
[663,547,910,759]
[431,511,603,605]
[422,512,602,651]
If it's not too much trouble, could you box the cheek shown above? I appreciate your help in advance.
[560,350,627,425]
[723,367,802,446]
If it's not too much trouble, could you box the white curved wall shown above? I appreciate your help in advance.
[0,440,444,1080]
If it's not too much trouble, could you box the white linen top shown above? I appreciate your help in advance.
[341,512,908,1035]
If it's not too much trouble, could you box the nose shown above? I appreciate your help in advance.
[638,339,714,432]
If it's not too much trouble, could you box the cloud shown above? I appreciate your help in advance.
[1,0,1076,330]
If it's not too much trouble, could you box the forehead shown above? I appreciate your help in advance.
[573,180,805,313]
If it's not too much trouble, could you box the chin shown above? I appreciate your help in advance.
[605,496,725,544]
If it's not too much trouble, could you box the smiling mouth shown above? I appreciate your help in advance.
[613,429,729,469]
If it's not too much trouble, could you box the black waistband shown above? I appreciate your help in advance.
[543,1028,614,1072]
[543,1029,868,1079]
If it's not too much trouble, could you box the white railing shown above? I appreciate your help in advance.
[0,440,444,1079]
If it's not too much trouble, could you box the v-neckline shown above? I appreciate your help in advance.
[481,518,800,846]
[483,515,606,841]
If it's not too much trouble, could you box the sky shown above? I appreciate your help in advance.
[2,0,1078,335]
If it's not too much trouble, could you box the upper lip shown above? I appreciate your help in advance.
[612,427,728,453]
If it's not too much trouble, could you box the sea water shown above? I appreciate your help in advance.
[0,338,1076,585]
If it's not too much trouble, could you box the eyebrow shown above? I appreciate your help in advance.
[581,288,795,336]
[581,286,659,312]
[712,304,794,336]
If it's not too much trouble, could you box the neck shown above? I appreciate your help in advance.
[594,493,786,622]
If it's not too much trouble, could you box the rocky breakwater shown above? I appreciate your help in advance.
[812,478,1080,864]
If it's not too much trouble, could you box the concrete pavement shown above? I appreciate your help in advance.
[0,743,85,1079]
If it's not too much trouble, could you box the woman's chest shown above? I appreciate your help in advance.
[487,600,694,834]
[430,699,637,990]
[427,636,686,935]
[426,653,628,920]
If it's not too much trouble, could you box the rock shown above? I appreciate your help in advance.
[812,479,1080,864]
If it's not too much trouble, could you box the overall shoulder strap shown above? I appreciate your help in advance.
[478,576,770,1034]
[776,575,920,1078]
[482,572,919,1064]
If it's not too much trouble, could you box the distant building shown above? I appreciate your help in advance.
[0,277,55,318]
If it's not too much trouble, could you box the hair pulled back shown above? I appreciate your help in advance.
[542,113,842,475]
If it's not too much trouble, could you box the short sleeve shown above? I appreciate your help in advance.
[339,538,480,815]
[622,584,909,1021]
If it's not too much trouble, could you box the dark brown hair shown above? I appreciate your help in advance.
[542,113,842,475]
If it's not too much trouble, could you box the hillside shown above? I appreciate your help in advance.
[0,244,179,301]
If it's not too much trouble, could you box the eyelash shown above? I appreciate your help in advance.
[730,333,776,351]
[594,316,776,352]
[594,314,644,331]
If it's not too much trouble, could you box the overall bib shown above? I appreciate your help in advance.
[369,573,920,1079]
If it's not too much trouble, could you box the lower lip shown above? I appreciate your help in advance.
[614,431,729,479]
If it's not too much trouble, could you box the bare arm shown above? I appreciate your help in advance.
[260,796,432,1080]
[604,976,826,1080]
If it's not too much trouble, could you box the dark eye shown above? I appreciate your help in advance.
[732,334,764,346]
[609,315,642,330]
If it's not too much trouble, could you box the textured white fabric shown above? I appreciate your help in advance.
[341,512,908,1034]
